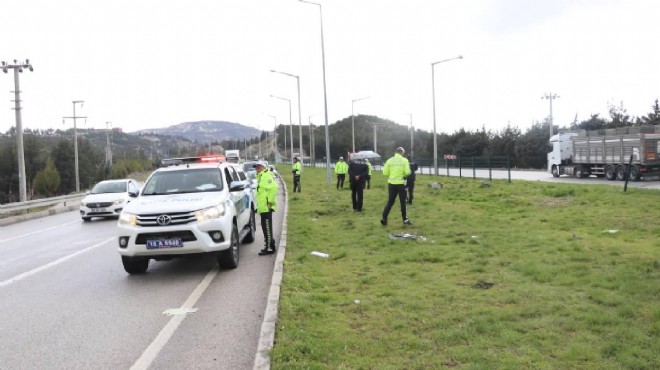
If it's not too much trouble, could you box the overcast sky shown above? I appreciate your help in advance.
[1,0,658,138]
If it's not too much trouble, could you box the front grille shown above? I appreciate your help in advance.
[88,202,113,208]
[135,231,197,244]
[136,211,197,226]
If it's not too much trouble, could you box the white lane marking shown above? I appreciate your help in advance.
[0,236,114,288]
[130,268,219,370]
[0,219,80,243]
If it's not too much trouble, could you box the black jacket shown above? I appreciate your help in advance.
[348,161,369,183]
[408,161,419,180]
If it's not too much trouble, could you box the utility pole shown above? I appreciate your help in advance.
[371,121,383,154]
[2,59,34,202]
[63,100,86,192]
[409,114,414,157]
[542,93,560,137]
[105,122,113,167]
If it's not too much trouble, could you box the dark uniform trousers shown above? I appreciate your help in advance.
[260,211,276,250]
[382,183,408,221]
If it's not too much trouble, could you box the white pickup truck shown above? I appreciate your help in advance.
[116,156,256,274]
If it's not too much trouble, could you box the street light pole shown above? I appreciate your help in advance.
[1,59,33,202]
[270,95,292,162]
[63,100,86,192]
[271,70,303,167]
[351,96,370,153]
[431,55,463,175]
[266,114,277,161]
[542,93,560,137]
[300,0,332,184]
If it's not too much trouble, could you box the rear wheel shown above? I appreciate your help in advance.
[122,256,149,274]
[219,224,240,269]
[605,165,616,180]
[616,165,627,181]
[629,166,640,181]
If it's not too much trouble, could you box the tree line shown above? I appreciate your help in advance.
[1,100,658,203]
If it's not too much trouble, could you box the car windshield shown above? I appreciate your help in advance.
[243,162,259,173]
[141,168,224,195]
[91,181,126,194]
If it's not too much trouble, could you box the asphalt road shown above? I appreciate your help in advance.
[0,189,284,369]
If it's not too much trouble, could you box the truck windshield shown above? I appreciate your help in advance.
[141,169,224,195]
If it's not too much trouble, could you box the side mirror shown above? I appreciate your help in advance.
[229,181,246,192]
[129,190,139,197]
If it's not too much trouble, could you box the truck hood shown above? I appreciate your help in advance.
[123,193,225,214]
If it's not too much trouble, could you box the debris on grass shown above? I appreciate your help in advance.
[604,229,619,234]
[472,281,495,289]
[388,233,432,242]
[353,300,360,305]
[311,251,329,258]
[389,233,417,240]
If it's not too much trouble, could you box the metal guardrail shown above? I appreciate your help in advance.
[0,194,85,215]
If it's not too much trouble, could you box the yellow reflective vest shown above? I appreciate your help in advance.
[292,162,302,175]
[382,153,410,184]
[256,169,278,213]
[334,160,348,174]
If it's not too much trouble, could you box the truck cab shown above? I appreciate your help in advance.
[547,132,578,176]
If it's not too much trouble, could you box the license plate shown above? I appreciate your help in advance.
[93,207,108,213]
[146,238,183,249]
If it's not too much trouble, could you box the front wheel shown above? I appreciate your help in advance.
[122,256,149,274]
[552,166,560,178]
[243,209,256,243]
[218,224,240,269]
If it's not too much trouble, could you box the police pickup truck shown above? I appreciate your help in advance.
[117,156,256,274]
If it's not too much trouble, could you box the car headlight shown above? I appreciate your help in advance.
[80,201,87,207]
[118,212,137,226]
[195,205,225,222]
[113,198,125,205]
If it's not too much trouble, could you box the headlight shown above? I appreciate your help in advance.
[113,198,125,205]
[195,205,225,222]
[118,212,137,226]
[80,201,87,207]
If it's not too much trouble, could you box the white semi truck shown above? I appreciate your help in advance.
[547,126,660,181]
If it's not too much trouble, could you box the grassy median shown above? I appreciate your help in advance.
[270,166,659,369]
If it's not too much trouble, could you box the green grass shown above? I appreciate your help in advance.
[270,166,660,369]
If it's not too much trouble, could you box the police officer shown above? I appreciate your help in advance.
[380,147,412,226]
[254,161,278,255]
[334,156,348,189]
[292,157,302,193]
[406,155,419,204]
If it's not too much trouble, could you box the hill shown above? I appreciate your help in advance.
[130,120,261,143]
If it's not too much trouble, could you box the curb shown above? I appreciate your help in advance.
[253,178,288,370]
[0,203,80,227]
